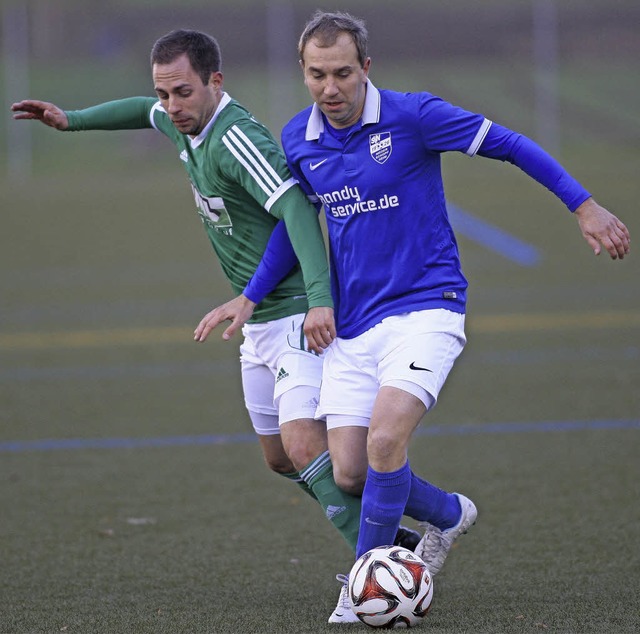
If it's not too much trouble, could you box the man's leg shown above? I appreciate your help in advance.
[278,389,362,552]
[240,343,319,500]
[325,415,421,624]
[355,386,425,558]
[355,386,475,573]
[355,310,476,572]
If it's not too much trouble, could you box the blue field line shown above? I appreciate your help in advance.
[448,203,543,267]
[0,432,259,454]
[415,419,640,437]
[1,419,637,454]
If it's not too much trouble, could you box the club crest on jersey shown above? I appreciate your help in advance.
[191,183,233,236]
[369,132,392,164]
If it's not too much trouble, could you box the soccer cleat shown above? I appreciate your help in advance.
[328,573,360,624]
[416,493,477,575]
[394,525,421,552]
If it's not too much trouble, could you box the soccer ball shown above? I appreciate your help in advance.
[348,545,433,628]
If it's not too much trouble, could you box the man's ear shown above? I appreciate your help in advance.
[363,57,371,78]
[210,71,224,88]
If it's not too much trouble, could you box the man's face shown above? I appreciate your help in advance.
[301,32,370,129]
[153,53,222,136]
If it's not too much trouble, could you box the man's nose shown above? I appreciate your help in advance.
[323,77,339,96]
[167,96,181,113]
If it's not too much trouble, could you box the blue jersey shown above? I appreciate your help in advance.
[281,81,491,339]
[247,81,590,338]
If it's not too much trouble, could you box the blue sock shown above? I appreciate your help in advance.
[356,463,412,559]
[404,471,461,530]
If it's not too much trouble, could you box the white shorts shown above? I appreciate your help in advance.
[240,313,323,434]
[316,309,466,427]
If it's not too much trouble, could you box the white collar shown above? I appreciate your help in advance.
[189,92,232,148]
[305,80,381,141]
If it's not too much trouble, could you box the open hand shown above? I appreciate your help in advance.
[574,198,630,260]
[11,99,69,130]
[194,294,256,343]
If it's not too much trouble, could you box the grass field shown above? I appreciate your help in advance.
[1,46,639,633]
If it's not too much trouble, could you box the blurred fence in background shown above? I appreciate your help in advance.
[2,0,639,178]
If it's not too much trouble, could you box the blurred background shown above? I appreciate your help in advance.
[1,0,638,434]
[2,0,639,174]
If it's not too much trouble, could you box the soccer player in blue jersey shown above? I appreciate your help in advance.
[213,10,630,623]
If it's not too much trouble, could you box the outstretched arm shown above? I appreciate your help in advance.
[11,100,69,130]
[14,97,156,132]
[479,124,630,260]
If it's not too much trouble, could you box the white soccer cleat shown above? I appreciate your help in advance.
[416,493,477,576]
[328,573,361,624]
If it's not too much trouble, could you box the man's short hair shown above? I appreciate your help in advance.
[150,29,222,85]
[298,11,368,67]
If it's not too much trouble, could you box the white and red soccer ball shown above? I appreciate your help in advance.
[348,545,434,628]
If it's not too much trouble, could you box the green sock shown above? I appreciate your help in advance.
[282,471,318,501]
[299,451,361,552]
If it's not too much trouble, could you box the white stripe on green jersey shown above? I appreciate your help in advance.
[223,125,282,195]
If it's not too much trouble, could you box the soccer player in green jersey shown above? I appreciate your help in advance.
[11,29,376,554]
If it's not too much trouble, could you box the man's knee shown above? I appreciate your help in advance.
[258,434,295,474]
[333,463,366,496]
[327,424,369,495]
[280,418,327,471]
[263,453,296,474]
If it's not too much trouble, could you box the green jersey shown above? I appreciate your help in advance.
[65,95,332,322]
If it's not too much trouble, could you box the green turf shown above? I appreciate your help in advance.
[1,38,639,634]
[1,432,638,633]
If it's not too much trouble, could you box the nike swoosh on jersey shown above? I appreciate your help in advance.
[309,158,328,171]
[409,362,433,372]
